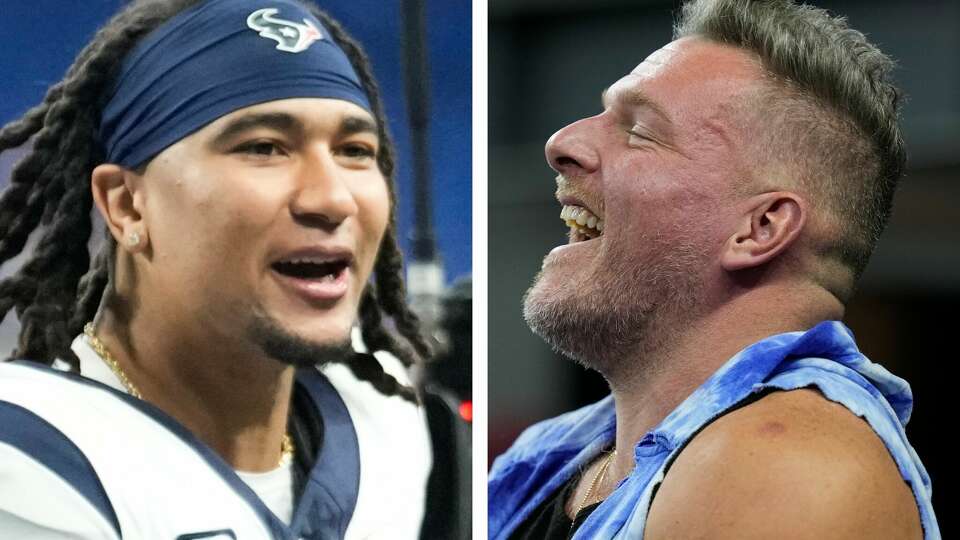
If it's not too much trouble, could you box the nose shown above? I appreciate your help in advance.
[289,148,359,227]
[545,116,601,175]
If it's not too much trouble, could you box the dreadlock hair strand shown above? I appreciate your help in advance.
[0,0,206,364]
[372,228,432,362]
[355,287,419,403]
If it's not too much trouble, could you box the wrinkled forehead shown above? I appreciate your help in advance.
[630,39,685,78]
[605,37,765,126]
[602,43,676,108]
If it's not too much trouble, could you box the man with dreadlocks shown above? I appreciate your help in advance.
[0,0,434,538]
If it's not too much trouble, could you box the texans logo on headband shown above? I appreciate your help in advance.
[102,0,370,167]
[247,8,323,53]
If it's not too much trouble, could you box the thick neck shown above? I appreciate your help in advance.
[93,306,295,473]
[602,282,844,486]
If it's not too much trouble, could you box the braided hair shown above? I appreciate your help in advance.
[0,0,430,403]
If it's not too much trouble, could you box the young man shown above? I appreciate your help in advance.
[489,1,940,538]
[0,0,432,538]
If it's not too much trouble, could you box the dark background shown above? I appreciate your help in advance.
[489,0,958,534]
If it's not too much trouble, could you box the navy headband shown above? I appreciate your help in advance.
[100,0,372,168]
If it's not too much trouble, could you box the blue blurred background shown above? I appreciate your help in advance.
[0,0,471,282]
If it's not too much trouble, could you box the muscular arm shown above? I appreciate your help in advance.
[644,389,923,540]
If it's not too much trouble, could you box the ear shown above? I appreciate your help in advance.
[720,191,806,272]
[91,164,149,253]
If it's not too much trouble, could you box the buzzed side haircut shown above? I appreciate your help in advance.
[675,0,905,292]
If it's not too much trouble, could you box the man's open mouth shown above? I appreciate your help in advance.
[561,205,604,242]
[271,257,350,281]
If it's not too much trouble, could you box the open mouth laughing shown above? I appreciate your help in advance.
[272,257,349,281]
[561,204,604,242]
[270,248,354,303]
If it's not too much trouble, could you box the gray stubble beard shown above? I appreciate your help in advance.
[522,235,704,382]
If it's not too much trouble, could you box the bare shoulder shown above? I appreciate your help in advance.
[644,388,923,540]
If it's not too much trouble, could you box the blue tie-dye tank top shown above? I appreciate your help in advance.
[488,321,940,539]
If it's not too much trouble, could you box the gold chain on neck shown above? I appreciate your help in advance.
[571,448,617,531]
[83,323,295,467]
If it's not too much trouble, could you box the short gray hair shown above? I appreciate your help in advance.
[675,0,905,286]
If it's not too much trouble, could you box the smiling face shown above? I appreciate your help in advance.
[523,38,767,373]
[130,97,389,363]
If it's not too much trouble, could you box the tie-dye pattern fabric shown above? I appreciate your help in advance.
[488,321,940,539]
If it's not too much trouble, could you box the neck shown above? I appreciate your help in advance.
[94,308,294,472]
[603,281,843,482]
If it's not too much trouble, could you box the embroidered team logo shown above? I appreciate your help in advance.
[246,8,323,53]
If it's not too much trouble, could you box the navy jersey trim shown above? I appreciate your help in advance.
[290,368,360,540]
[176,529,237,539]
[8,361,290,539]
[0,400,122,537]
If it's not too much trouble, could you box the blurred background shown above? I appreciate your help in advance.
[490,0,958,534]
[1,1,472,537]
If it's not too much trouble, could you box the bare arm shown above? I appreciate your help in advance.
[644,389,922,540]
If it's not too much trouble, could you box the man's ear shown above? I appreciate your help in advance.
[720,191,806,272]
[90,164,149,252]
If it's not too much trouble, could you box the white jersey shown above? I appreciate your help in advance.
[0,346,430,539]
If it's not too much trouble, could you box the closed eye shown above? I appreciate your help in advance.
[628,130,652,144]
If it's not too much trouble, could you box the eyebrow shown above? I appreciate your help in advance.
[601,87,673,127]
[210,112,304,147]
[338,115,378,138]
[209,111,379,148]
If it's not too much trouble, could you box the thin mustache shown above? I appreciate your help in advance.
[555,174,603,215]
[554,174,577,198]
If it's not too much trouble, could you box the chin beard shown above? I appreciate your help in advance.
[523,275,652,376]
[522,238,702,378]
[247,311,354,368]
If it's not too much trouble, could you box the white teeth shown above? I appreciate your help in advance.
[283,257,331,265]
[559,204,604,237]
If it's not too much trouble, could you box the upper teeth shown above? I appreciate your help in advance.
[282,257,331,265]
[560,205,604,233]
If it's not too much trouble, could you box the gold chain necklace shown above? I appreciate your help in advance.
[83,323,295,467]
[571,448,617,531]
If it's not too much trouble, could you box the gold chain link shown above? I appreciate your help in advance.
[83,323,295,467]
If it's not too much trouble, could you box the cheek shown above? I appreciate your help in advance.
[142,167,214,256]
[606,164,721,247]
[146,169,276,270]
[353,177,391,265]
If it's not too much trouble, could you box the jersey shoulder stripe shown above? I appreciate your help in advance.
[0,399,120,536]
[0,361,283,538]
[292,368,360,538]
